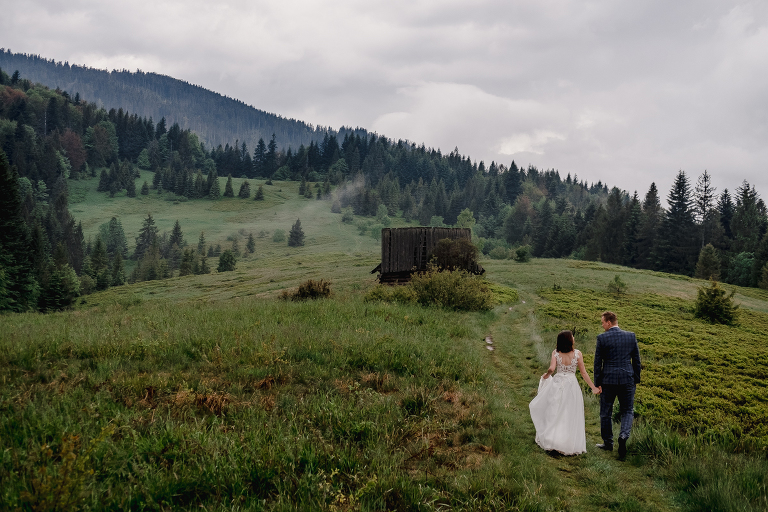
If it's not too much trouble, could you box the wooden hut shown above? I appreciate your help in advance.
[371,227,484,284]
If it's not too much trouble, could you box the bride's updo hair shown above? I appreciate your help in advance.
[556,330,575,353]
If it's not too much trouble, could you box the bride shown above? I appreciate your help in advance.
[529,330,601,455]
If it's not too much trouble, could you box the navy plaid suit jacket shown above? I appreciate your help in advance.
[594,326,641,386]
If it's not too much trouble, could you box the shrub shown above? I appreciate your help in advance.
[694,280,738,325]
[514,245,532,262]
[429,238,480,272]
[488,246,510,260]
[364,284,417,304]
[607,274,627,295]
[217,250,237,272]
[280,279,332,300]
[409,267,494,311]
[272,229,286,243]
[341,207,354,223]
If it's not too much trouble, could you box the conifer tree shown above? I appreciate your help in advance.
[246,233,255,254]
[198,256,211,274]
[288,219,305,247]
[224,174,234,197]
[112,252,126,286]
[238,180,251,198]
[141,181,149,195]
[179,248,195,276]
[695,244,720,281]
[657,171,697,275]
[134,213,158,260]
[197,231,206,255]
[254,184,265,200]
[217,250,236,272]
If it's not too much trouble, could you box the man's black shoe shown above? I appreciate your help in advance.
[596,443,613,451]
[618,438,627,459]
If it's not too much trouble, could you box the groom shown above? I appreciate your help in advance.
[594,311,641,459]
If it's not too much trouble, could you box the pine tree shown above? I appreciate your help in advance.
[179,248,195,276]
[197,231,206,255]
[636,183,662,269]
[695,244,721,281]
[657,171,697,275]
[224,174,234,197]
[112,252,126,286]
[254,184,265,200]
[694,170,717,248]
[134,213,158,260]
[238,180,251,198]
[217,250,237,272]
[141,181,149,195]
[253,138,267,177]
[246,233,255,254]
[231,237,240,257]
[288,219,305,247]
[731,181,764,254]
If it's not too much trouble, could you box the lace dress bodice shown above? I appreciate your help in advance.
[555,350,580,375]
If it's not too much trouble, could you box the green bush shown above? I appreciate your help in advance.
[514,245,531,262]
[607,274,627,295]
[488,246,510,260]
[429,238,480,272]
[409,267,494,311]
[694,280,738,325]
[280,279,332,300]
[217,250,237,272]
[364,284,417,304]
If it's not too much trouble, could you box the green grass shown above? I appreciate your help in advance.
[2,184,768,510]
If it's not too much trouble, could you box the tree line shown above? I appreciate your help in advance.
[2,66,766,314]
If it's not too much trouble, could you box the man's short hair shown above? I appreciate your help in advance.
[602,311,617,324]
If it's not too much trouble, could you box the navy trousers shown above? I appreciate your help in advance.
[599,383,636,443]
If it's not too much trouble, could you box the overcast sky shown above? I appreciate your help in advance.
[3,0,767,201]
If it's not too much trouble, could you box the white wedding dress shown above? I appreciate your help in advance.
[528,349,587,455]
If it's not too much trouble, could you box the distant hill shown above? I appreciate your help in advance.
[0,49,349,151]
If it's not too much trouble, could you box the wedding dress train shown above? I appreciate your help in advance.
[529,349,587,455]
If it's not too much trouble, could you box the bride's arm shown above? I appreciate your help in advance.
[542,351,557,379]
[577,353,600,394]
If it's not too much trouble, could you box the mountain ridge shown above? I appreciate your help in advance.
[0,48,351,151]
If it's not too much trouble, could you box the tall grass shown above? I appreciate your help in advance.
[1,294,555,510]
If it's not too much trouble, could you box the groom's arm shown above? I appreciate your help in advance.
[630,333,641,383]
[594,337,603,387]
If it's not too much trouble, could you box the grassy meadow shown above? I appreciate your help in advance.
[1,174,767,511]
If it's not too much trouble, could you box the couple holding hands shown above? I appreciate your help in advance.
[529,311,641,459]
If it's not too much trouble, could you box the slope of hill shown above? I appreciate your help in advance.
[0,49,344,151]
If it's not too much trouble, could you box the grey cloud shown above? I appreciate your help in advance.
[2,0,766,198]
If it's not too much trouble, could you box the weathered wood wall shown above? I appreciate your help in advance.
[380,227,472,274]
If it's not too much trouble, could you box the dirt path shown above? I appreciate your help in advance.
[484,290,680,511]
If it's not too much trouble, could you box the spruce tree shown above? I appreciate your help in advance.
[657,171,697,275]
[224,174,234,197]
[217,250,237,272]
[636,183,662,269]
[246,233,255,254]
[695,244,721,281]
[197,231,206,255]
[141,181,149,195]
[238,180,251,198]
[254,184,265,200]
[112,252,126,286]
[134,213,158,260]
[288,219,305,247]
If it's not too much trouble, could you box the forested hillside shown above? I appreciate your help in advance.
[0,49,343,151]
[1,63,767,315]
